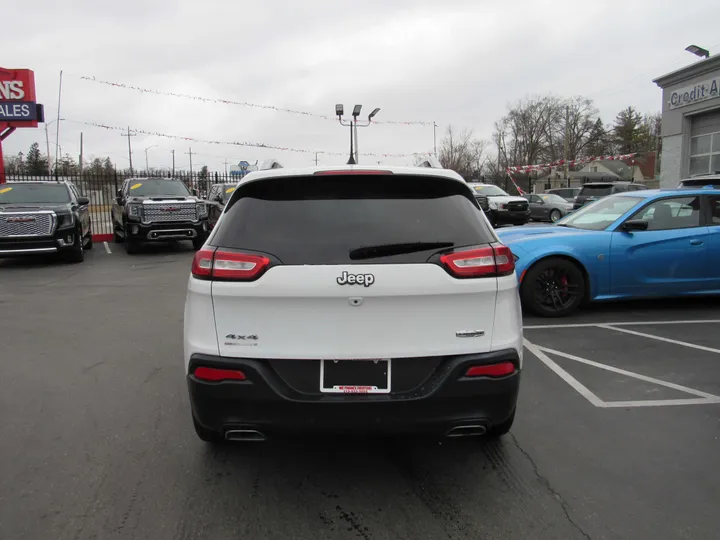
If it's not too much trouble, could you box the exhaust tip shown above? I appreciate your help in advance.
[445,424,487,438]
[224,429,267,442]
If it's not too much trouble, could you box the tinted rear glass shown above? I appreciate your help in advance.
[211,174,493,264]
[580,185,613,197]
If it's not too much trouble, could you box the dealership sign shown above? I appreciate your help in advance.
[0,68,42,126]
[669,76,720,110]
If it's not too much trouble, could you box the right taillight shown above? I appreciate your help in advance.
[191,248,270,281]
[440,243,515,278]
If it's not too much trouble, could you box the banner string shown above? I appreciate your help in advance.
[73,75,433,126]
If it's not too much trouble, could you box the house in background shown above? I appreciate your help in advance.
[535,152,658,192]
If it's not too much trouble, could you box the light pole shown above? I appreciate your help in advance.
[144,145,158,172]
[336,104,380,165]
[685,44,710,59]
[44,119,59,176]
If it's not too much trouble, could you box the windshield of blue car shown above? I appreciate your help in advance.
[0,183,71,204]
[556,195,642,230]
[470,184,508,197]
[126,179,191,197]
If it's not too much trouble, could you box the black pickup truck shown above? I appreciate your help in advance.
[0,180,92,263]
[111,177,210,254]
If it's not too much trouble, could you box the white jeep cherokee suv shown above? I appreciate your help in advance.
[183,165,523,443]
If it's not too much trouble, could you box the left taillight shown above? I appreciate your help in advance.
[191,248,270,281]
[194,366,246,382]
[440,243,515,278]
[465,362,516,378]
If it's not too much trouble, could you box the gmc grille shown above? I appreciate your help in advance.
[505,201,528,211]
[0,212,56,237]
[143,202,197,223]
[474,195,489,211]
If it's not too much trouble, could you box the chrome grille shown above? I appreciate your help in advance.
[505,201,528,211]
[0,212,55,237]
[143,202,197,223]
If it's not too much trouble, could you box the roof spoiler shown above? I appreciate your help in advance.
[414,155,443,169]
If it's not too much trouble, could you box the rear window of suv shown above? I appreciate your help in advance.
[579,184,613,197]
[211,174,493,265]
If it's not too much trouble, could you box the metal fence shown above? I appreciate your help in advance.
[4,171,243,238]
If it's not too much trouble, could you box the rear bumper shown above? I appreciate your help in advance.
[187,348,521,436]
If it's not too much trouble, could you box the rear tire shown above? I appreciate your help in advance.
[521,257,585,317]
[487,409,515,437]
[113,224,124,244]
[193,416,223,443]
[549,209,561,223]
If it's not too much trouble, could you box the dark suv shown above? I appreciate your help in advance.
[111,177,210,254]
[573,181,647,210]
[678,174,720,188]
[0,181,92,263]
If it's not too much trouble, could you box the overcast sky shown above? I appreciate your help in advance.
[3,0,720,172]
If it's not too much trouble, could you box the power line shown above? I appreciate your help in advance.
[73,74,431,126]
[62,119,430,158]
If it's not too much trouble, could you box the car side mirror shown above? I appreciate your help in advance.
[191,188,198,196]
[116,196,123,205]
[77,196,90,206]
[622,219,649,232]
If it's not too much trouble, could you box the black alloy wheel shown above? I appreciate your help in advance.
[521,257,585,317]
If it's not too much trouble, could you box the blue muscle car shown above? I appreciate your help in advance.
[496,187,720,317]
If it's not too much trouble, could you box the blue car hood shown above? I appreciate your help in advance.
[496,226,592,250]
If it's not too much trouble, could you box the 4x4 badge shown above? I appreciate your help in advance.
[337,271,375,287]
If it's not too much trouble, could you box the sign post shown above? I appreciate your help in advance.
[0,68,45,183]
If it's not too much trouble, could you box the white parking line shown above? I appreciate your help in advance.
[602,398,720,408]
[535,343,720,401]
[104,242,112,254]
[596,324,720,355]
[523,338,605,407]
[524,319,720,330]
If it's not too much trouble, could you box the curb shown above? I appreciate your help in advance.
[92,234,114,242]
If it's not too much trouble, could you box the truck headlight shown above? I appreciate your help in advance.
[127,204,143,219]
[57,213,75,229]
[197,203,208,219]
[489,200,498,210]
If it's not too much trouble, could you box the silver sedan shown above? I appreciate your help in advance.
[523,193,574,222]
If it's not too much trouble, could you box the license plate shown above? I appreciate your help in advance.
[320,359,391,394]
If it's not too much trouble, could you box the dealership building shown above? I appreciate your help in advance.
[653,54,720,188]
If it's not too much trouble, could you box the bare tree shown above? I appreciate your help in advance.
[438,126,489,178]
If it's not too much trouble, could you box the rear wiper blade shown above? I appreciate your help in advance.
[349,242,454,260]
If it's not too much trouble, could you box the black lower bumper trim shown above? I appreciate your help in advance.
[188,349,521,436]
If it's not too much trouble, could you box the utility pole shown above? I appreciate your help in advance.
[433,122,438,156]
[45,122,52,176]
[186,147,194,176]
[79,132,83,175]
[171,149,175,177]
[223,158,229,175]
[315,152,319,166]
[122,126,136,175]
[563,105,570,188]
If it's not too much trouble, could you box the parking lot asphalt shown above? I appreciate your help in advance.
[1,244,719,540]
